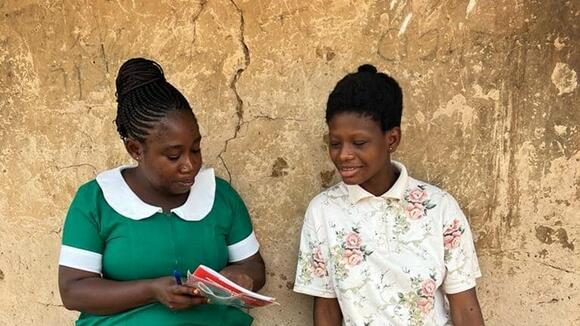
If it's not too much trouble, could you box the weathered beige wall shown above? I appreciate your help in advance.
[0,0,578,325]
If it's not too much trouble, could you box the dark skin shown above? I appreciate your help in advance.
[314,297,342,326]
[328,112,401,197]
[314,112,484,326]
[59,110,265,314]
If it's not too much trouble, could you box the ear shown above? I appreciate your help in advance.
[384,127,401,153]
[124,138,144,162]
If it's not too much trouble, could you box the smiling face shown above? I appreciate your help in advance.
[127,110,203,198]
[328,112,401,196]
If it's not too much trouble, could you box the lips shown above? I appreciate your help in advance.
[338,166,363,179]
[177,179,195,188]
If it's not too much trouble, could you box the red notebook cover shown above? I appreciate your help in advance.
[186,265,277,309]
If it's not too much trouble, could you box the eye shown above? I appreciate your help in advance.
[191,148,201,154]
[166,155,180,161]
[353,141,367,146]
[329,142,341,149]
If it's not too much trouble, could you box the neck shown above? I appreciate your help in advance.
[123,167,189,212]
[361,162,399,197]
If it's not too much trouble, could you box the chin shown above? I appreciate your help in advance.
[170,186,191,195]
[341,177,364,185]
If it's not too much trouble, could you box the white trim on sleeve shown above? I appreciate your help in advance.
[59,245,102,274]
[228,231,260,262]
[293,285,337,298]
[443,270,481,294]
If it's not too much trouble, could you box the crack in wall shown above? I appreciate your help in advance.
[55,163,97,174]
[36,301,64,308]
[189,0,207,58]
[250,115,306,122]
[217,0,250,183]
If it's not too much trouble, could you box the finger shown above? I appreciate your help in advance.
[170,295,209,308]
[170,293,198,305]
[189,296,211,306]
[172,285,195,295]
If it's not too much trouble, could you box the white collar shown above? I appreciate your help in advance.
[96,165,216,221]
[345,160,409,204]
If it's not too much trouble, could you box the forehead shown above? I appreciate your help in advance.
[146,111,200,146]
[328,112,383,137]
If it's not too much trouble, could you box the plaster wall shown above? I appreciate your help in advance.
[0,0,578,325]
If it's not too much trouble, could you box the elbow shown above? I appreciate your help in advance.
[62,301,78,311]
[59,281,82,311]
[59,289,78,311]
[255,258,266,291]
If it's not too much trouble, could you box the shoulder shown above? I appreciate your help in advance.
[215,176,233,191]
[214,176,241,199]
[405,176,455,203]
[213,176,249,212]
[65,178,106,222]
[72,179,104,204]
[405,176,465,219]
[305,182,349,215]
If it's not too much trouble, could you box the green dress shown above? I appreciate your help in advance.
[59,166,259,326]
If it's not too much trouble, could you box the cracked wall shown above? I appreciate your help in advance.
[0,0,578,325]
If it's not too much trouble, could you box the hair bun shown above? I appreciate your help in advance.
[116,58,166,99]
[357,64,377,74]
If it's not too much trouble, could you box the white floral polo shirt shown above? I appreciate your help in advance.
[294,161,481,326]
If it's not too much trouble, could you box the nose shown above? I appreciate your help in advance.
[179,155,194,174]
[338,144,354,162]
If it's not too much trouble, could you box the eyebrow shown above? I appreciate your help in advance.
[163,136,202,149]
[329,132,372,138]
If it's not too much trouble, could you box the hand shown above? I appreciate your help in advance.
[150,276,208,310]
[219,266,254,291]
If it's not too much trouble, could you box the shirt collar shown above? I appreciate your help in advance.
[345,160,409,204]
[96,165,216,221]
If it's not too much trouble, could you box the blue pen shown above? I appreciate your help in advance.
[172,269,182,285]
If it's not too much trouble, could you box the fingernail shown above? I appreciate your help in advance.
[193,289,199,295]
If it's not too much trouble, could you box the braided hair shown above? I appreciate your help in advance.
[326,64,403,132]
[115,58,194,143]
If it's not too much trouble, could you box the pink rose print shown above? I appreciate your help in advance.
[313,247,324,263]
[403,185,436,221]
[345,232,362,249]
[443,235,455,249]
[420,279,436,298]
[408,188,428,203]
[447,219,461,234]
[443,219,464,249]
[313,261,327,277]
[451,236,461,248]
[405,202,425,220]
[343,249,364,266]
[416,297,434,314]
[311,247,327,277]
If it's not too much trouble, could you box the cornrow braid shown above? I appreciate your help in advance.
[114,58,194,143]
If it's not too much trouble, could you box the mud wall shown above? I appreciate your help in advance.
[0,1,578,325]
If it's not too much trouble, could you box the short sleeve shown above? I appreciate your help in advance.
[220,179,260,262]
[59,182,104,274]
[293,200,336,298]
[441,194,482,294]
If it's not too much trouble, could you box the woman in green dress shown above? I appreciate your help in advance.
[58,58,265,326]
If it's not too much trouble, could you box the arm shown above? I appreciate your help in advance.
[314,297,342,326]
[219,252,266,291]
[447,288,484,326]
[59,266,206,315]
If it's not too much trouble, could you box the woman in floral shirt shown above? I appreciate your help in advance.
[294,64,484,326]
